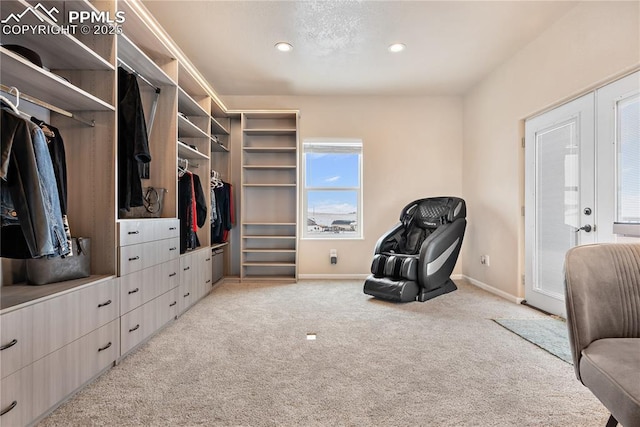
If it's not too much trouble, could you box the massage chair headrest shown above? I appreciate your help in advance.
[401,197,466,230]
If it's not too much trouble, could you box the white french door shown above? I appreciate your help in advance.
[524,71,639,317]
[525,94,595,317]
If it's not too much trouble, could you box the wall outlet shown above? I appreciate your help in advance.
[480,255,490,266]
[330,249,337,265]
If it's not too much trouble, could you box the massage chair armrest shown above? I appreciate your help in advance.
[418,218,466,287]
[373,222,404,254]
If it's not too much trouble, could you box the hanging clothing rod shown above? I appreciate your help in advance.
[118,60,161,137]
[1,84,95,127]
[118,60,161,93]
[178,157,199,169]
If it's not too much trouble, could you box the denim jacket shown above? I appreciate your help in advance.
[1,107,70,258]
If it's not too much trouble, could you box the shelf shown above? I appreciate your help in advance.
[211,139,229,153]
[1,1,114,71]
[178,114,209,138]
[178,141,209,161]
[242,249,296,253]
[243,165,295,169]
[211,116,230,135]
[118,34,175,87]
[243,111,298,120]
[243,235,296,239]
[242,262,296,267]
[178,87,208,117]
[244,222,296,226]
[243,184,296,187]
[1,48,114,111]
[178,62,208,97]
[211,242,229,250]
[243,129,297,135]
[242,147,296,152]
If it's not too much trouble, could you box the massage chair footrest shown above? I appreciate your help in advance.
[363,276,419,302]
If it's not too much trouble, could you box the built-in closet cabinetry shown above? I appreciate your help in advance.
[1,0,120,422]
[241,112,299,281]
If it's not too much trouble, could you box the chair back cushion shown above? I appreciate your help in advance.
[564,243,640,378]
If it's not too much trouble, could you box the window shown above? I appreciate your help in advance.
[302,139,363,239]
[616,93,639,225]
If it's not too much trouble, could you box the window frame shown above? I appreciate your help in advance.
[301,139,363,240]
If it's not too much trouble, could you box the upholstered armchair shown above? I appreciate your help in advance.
[564,243,640,427]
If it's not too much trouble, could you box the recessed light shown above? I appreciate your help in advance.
[275,42,293,52]
[388,43,406,53]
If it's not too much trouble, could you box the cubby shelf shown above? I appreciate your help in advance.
[178,141,209,161]
[211,117,230,135]
[178,114,208,138]
[1,0,113,71]
[243,129,297,135]
[1,48,114,111]
[242,147,296,152]
[178,87,208,117]
[243,165,295,169]
[118,34,175,87]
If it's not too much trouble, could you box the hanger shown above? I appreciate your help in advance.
[0,86,20,114]
[178,158,189,177]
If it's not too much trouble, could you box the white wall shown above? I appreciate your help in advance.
[462,1,640,298]
[225,95,463,277]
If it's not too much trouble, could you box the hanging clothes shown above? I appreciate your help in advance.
[1,107,70,259]
[211,182,234,243]
[118,66,151,212]
[31,117,72,249]
[178,171,207,254]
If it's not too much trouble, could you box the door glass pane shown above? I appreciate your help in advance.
[535,121,578,296]
[617,94,640,223]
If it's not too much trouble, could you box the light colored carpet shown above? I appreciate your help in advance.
[493,318,573,364]
[39,279,609,426]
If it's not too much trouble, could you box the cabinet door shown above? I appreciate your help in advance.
[0,366,33,426]
[0,306,33,379]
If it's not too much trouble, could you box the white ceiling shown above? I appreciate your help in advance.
[142,1,578,97]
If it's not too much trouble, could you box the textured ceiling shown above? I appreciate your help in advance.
[142,0,578,96]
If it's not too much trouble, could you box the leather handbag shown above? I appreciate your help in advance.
[26,237,91,285]
[120,187,166,218]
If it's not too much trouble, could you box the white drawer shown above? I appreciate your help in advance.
[119,219,179,246]
[0,365,33,426]
[118,220,151,246]
[119,238,179,276]
[120,299,158,356]
[1,306,33,379]
[31,320,119,420]
[165,288,180,322]
[153,219,179,240]
[120,265,161,315]
[161,258,180,294]
[31,278,119,362]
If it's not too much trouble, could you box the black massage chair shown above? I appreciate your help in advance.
[363,197,466,302]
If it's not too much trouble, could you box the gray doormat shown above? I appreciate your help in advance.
[493,318,573,364]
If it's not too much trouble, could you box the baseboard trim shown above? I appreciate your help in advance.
[461,275,524,304]
[298,274,369,280]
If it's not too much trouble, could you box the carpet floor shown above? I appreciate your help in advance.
[39,279,609,426]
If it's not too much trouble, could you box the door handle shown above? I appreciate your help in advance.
[575,224,593,233]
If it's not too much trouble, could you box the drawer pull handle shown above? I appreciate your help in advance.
[169,272,177,277]
[0,339,17,351]
[169,247,177,251]
[169,301,177,307]
[127,230,140,235]
[129,324,140,332]
[98,300,112,308]
[205,258,211,261]
[206,280,211,284]
[183,266,190,271]
[98,342,112,352]
[183,292,190,298]
[169,227,177,230]
[128,256,140,261]
[128,288,139,295]
[0,401,17,416]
